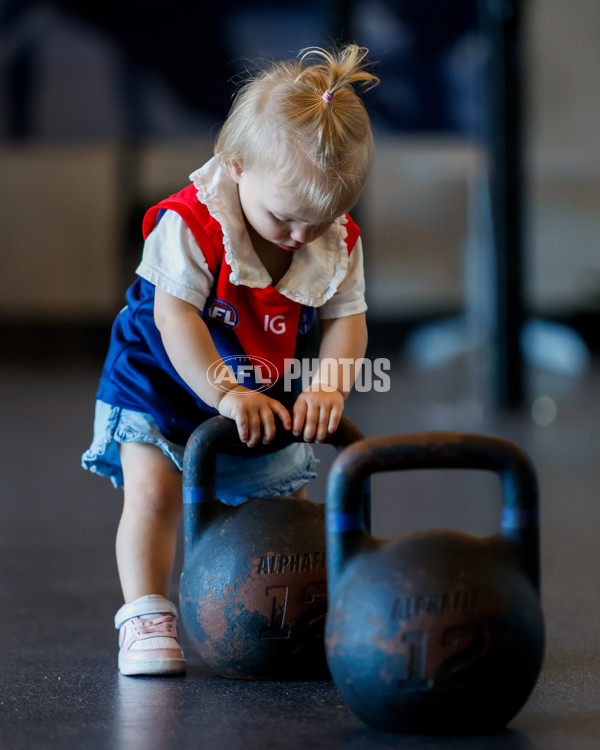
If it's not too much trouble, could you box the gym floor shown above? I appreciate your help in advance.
[1,344,599,750]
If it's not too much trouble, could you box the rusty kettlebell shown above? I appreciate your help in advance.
[179,414,364,680]
[325,432,545,733]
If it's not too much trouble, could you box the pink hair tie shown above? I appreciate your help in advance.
[322,89,334,104]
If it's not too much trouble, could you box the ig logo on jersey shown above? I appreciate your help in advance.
[206,299,238,328]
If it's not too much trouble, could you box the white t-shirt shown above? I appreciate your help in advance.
[137,157,367,320]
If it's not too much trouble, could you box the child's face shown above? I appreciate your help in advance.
[229,163,333,252]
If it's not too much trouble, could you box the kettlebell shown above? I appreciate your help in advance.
[325,432,545,734]
[179,414,364,680]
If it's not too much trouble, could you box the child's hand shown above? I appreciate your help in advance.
[292,384,344,443]
[218,386,291,448]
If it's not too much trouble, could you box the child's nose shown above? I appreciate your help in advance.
[290,225,312,244]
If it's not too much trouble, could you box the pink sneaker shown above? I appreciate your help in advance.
[114,595,186,676]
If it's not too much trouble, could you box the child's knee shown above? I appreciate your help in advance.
[120,443,182,519]
[127,478,181,520]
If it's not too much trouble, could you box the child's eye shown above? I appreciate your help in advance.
[270,213,285,224]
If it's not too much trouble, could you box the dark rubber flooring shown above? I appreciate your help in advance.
[1,353,599,749]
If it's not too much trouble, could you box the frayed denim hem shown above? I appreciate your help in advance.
[81,400,319,503]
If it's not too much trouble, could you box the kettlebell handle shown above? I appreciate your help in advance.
[182,415,368,540]
[184,413,364,493]
[326,432,540,592]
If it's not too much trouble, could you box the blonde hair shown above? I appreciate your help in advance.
[215,44,379,221]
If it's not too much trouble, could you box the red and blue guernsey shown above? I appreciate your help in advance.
[96,183,361,448]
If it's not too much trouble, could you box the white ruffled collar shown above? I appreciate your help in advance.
[189,157,349,307]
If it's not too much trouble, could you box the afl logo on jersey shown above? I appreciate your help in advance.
[206,299,238,328]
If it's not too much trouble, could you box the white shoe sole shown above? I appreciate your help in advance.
[118,657,186,676]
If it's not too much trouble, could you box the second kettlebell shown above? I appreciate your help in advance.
[325,432,545,733]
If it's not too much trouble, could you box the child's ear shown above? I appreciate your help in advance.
[227,160,244,183]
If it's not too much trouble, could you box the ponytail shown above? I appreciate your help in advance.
[297,44,379,95]
[288,45,379,160]
[216,44,379,219]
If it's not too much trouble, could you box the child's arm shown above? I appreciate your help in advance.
[292,312,368,443]
[154,288,291,447]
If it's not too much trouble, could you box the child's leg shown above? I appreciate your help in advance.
[116,441,182,602]
[114,442,185,676]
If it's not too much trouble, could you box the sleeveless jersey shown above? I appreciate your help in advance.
[96,184,361,447]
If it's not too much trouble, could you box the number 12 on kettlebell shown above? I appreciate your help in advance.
[325,432,545,734]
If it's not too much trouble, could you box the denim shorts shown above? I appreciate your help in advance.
[81,400,318,505]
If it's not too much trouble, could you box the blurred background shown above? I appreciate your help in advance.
[2,3,600,747]
[2,0,599,378]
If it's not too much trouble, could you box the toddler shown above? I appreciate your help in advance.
[82,44,379,675]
